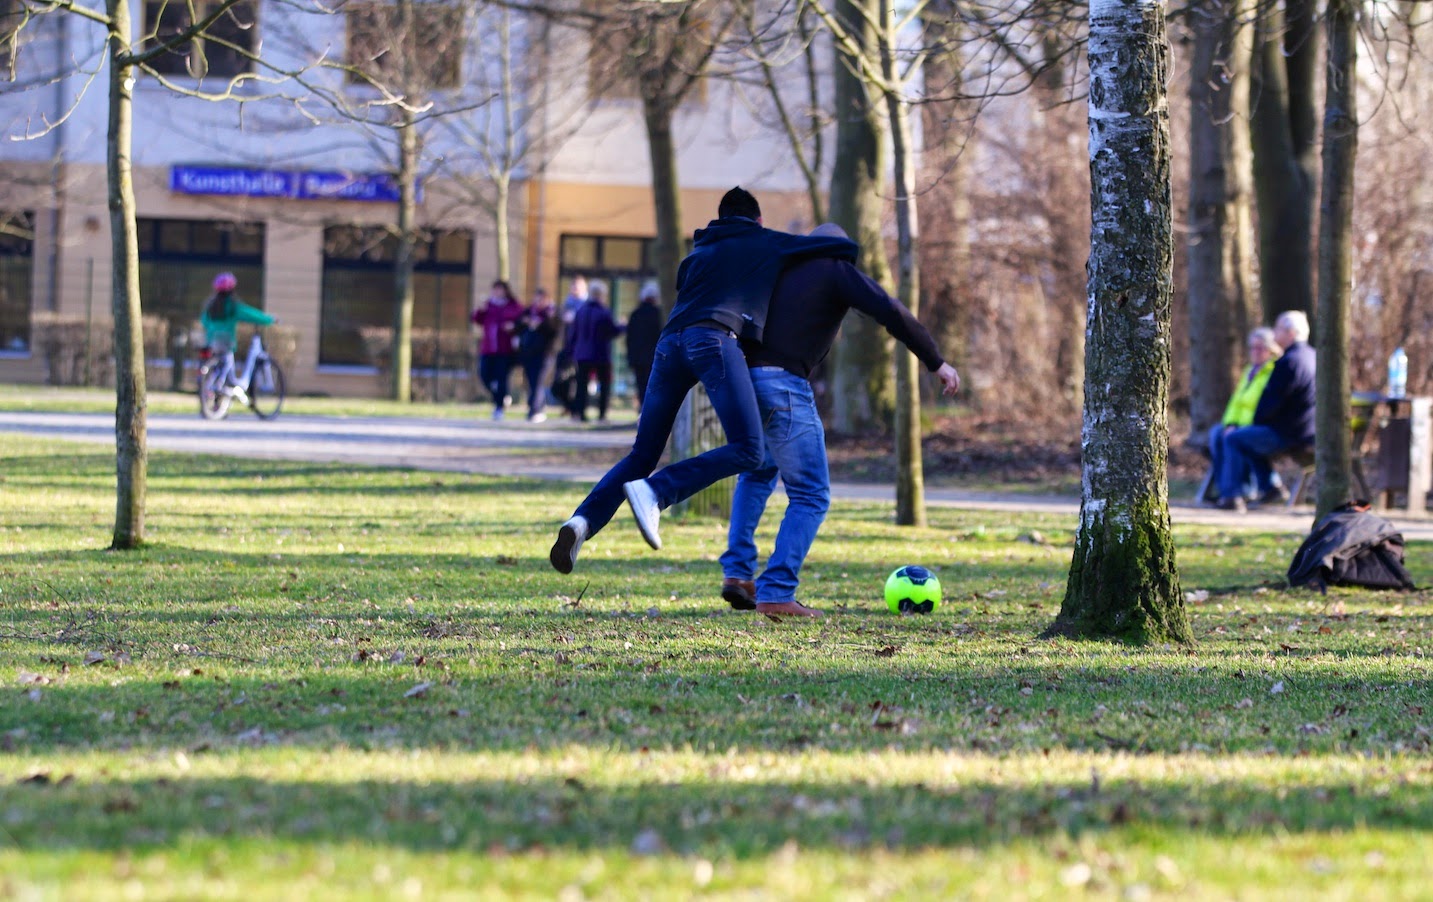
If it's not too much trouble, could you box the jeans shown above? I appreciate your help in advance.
[572,327,764,536]
[1219,424,1287,499]
[479,353,516,413]
[521,353,550,416]
[720,367,830,602]
[1207,425,1257,501]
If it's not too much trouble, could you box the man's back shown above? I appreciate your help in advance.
[1254,340,1317,446]
[750,257,942,379]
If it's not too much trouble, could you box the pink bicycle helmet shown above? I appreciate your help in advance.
[212,272,238,292]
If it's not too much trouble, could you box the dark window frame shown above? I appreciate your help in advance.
[142,0,259,79]
[344,1,465,91]
[319,224,473,368]
[0,210,35,354]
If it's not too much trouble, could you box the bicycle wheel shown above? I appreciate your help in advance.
[198,364,233,420]
[249,358,286,420]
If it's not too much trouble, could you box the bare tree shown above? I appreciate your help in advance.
[1312,0,1358,517]
[1046,0,1190,645]
[1183,0,1256,444]
[1249,0,1318,320]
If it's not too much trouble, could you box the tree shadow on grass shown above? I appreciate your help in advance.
[0,768,1428,858]
[2,657,1429,758]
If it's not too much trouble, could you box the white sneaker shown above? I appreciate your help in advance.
[550,515,588,574]
[623,479,662,550]
[528,412,548,424]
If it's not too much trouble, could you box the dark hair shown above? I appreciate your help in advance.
[491,280,514,300]
[718,186,761,221]
[204,293,233,321]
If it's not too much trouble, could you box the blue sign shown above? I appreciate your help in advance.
[170,166,417,203]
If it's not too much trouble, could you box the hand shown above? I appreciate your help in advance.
[936,362,960,397]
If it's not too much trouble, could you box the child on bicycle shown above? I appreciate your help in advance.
[201,272,274,383]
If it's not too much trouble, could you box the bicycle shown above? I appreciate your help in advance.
[197,330,286,420]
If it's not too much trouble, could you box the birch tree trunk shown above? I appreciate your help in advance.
[828,0,893,436]
[391,108,418,402]
[107,0,146,549]
[1313,0,1359,518]
[1046,0,1190,645]
[1186,0,1255,443]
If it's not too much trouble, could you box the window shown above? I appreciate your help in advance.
[1,0,25,80]
[137,218,265,326]
[0,211,33,353]
[345,2,464,91]
[143,0,257,79]
[584,0,708,104]
[320,225,472,367]
[558,233,673,389]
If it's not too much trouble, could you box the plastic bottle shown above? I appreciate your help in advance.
[1388,347,1408,399]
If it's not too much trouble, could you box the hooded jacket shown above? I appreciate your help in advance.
[663,218,859,342]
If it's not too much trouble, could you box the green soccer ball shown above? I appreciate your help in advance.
[885,565,941,614]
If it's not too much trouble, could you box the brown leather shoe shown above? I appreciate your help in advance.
[756,600,823,619]
[721,578,757,610]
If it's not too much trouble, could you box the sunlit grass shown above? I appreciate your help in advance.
[1,432,1430,898]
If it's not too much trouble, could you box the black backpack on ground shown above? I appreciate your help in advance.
[1287,504,1416,591]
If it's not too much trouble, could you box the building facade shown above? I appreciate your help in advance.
[0,0,820,396]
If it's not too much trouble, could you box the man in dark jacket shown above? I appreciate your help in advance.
[570,282,623,422]
[718,223,961,618]
[1217,310,1316,512]
[624,281,664,412]
[550,187,859,574]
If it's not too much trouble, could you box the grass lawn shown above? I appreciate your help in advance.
[1,431,1431,899]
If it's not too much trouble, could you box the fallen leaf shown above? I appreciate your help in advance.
[873,645,899,658]
[404,681,434,698]
[83,651,105,666]
[1270,681,1286,695]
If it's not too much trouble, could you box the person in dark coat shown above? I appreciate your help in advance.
[570,282,623,422]
[1217,310,1317,512]
[549,186,858,574]
[518,287,560,423]
[718,223,960,618]
[624,280,665,413]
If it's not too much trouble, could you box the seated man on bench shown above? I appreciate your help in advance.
[1217,310,1316,513]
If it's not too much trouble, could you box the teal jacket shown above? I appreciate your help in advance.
[201,293,275,348]
[1221,359,1276,427]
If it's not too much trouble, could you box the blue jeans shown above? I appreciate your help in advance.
[521,353,549,415]
[1219,425,1287,499]
[1208,425,1258,501]
[572,327,764,536]
[719,367,830,602]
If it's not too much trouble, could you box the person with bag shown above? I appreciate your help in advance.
[472,280,524,421]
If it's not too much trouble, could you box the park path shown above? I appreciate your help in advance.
[3,410,1431,541]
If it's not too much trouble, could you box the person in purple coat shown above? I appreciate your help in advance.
[569,282,624,422]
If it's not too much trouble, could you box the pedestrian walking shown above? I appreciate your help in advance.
[570,282,623,423]
[472,280,524,421]
[624,280,664,413]
[518,287,560,423]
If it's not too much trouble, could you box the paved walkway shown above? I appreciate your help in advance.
[4,410,1431,540]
